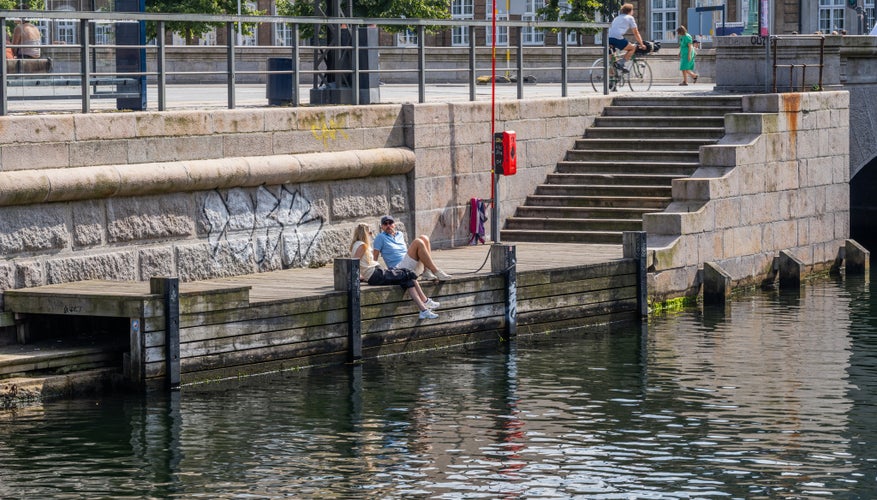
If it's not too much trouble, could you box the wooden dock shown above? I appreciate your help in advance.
[1,242,640,393]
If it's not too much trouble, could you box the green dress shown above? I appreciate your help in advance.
[679,33,696,71]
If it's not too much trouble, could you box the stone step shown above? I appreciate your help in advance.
[573,137,716,151]
[593,115,727,128]
[513,206,656,219]
[524,194,671,208]
[500,229,624,244]
[603,105,738,117]
[545,172,680,186]
[534,183,671,198]
[612,96,744,109]
[0,340,125,379]
[565,149,700,163]
[505,216,643,231]
[556,160,699,175]
[585,126,726,140]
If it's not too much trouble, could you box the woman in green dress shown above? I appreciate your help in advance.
[676,26,699,86]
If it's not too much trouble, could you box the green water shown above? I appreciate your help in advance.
[1,270,876,498]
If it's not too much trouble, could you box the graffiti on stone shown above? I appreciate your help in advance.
[311,118,349,148]
[203,186,324,268]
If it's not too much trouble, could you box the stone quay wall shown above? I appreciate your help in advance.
[0,98,611,313]
[644,91,850,300]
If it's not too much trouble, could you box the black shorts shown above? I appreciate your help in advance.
[367,268,417,291]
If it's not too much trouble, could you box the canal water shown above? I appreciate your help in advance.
[1,269,876,498]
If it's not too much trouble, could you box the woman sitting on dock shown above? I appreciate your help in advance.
[351,223,441,320]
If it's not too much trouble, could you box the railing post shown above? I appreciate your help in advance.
[334,258,362,363]
[561,28,568,97]
[352,24,360,106]
[226,21,236,109]
[516,27,524,99]
[417,25,426,103]
[157,21,167,111]
[80,19,91,113]
[0,16,7,116]
[469,26,476,101]
[602,27,609,95]
[292,23,300,107]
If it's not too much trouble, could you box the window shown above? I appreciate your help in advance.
[818,0,845,32]
[396,29,418,47]
[650,0,677,42]
[94,22,113,45]
[275,22,295,46]
[452,0,474,46]
[559,0,579,45]
[238,1,258,46]
[485,0,508,47]
[865,0,875,33]
[522,0,545,45]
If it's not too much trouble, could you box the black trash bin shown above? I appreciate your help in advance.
[267,57,295,106]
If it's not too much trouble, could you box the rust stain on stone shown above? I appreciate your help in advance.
[783,93,800,153]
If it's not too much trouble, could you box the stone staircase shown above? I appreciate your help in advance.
[501,95,744,244]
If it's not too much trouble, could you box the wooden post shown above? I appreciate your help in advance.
[623,231,648,318]
[127,317,144,388]
[491,244,517,340]
[151,277,180,390]
[334,258,362,362]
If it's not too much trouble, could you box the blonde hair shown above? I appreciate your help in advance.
[350,223,373,254]
[620,3,634,14]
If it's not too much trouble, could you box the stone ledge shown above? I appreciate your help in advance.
[0,148,415,207]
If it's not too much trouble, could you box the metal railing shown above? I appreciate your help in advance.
[771,35,825,93]
[0,10,610,115]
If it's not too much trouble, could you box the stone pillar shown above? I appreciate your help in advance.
[778,250,804,289]
[845,239,870,275]
[703,262,732,305]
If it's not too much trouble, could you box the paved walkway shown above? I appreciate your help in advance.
[4,82,719,114]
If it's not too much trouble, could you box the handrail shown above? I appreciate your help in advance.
[771,35,825,93]
[0,10,611,115]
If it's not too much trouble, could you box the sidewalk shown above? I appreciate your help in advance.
[3,81,719,114]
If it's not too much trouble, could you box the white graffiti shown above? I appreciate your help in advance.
[203,186,324,268]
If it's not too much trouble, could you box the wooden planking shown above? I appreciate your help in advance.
[145,322,348,364]
[517,259,636,288]
[519,296,639,325]
[0,312,14,328]
[143,292,348,333]
[518,274,637,303]
[362,322,506,358]
[516,309,638,335]
[3,293,152,318]
[363,302,505,336]
[175,351,347,385]
[146,336,348,380]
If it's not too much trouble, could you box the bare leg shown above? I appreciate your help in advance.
[410,281,428,303]
[407,237,439,273]
[406,287,428,311]
[623,43,636,62]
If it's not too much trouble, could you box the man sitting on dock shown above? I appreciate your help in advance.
[373,215,453,281]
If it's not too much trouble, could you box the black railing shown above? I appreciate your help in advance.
[0,10,611,115]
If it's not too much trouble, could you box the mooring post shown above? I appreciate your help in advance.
[622,231,648,318]
[845,239,870,275]
[334,258,362,362]
[490,244,517,340]
[151,277,180,390]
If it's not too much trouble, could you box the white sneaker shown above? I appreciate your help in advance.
[421,269,436,280]
[424,299,441,309]
[434,269,453,281]
[419,309,438,320]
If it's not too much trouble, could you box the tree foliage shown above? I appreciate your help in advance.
[275,0,449,34]
[145,0,262,44]
[538,0,615,39]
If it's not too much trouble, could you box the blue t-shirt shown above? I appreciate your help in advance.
[373,231,408,268]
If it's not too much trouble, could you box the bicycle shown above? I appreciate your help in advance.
[589,47,653,93]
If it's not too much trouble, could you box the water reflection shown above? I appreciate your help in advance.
[1,272,877,498]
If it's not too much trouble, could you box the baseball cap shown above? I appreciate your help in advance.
[380,215,395,225]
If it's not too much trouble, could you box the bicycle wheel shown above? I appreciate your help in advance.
[589,57,617,93]
[627,58,653,92]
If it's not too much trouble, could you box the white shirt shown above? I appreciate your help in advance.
[609,13,637,40]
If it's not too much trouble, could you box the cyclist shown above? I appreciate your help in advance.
[608,4,645,73]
